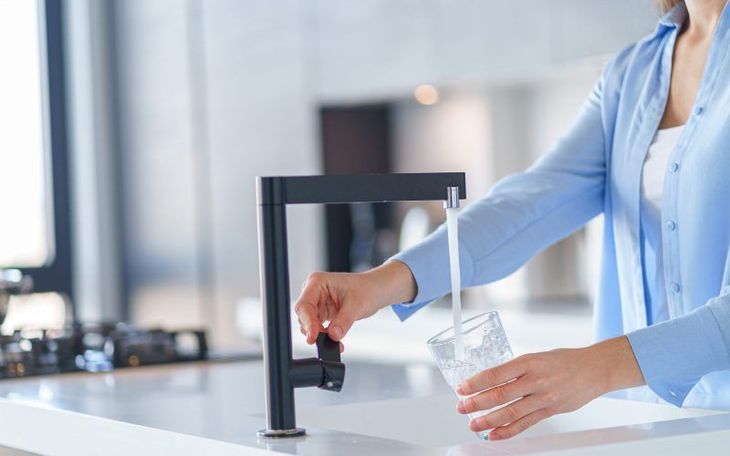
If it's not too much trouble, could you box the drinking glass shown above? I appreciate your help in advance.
[427,311,514,440]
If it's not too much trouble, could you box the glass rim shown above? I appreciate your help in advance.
[426,311,501,347]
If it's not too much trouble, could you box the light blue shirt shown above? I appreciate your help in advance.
[391,3,730,409]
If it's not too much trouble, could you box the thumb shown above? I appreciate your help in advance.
[327,303,360,342]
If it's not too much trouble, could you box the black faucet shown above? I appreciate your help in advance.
[255,172,466,438]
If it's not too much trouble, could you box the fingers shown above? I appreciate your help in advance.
[467,395,543,432]
[457,356,529,396]
[294,271,365,343]
[457,378,529,415]
[488,408,551,440]
[327,303,360,341]
[294,276,326,344]
[302,326,345,352]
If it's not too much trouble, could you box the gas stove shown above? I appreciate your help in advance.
[0,323,208,379]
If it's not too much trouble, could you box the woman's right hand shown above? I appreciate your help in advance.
[294,260,417,346]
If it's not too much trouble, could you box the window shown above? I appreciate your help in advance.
[0,0,52,266]
[0,0,73,326]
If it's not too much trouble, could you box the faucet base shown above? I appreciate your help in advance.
[257,428,306,439]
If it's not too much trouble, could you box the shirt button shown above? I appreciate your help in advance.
[669,390,677,397]
[670,162,679,173]
[666,220,677,231]
[671,283,681,294]
[695,106,704,116]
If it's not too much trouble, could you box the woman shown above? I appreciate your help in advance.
[295,0,730,440]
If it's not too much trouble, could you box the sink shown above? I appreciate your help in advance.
[297,394,721,448]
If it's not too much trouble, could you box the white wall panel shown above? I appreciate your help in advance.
[313,0,657,102]
[200,0,322,346]
[113,0,204,328]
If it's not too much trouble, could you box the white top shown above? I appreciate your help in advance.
[641,125,684,215]
[639,124,684,324]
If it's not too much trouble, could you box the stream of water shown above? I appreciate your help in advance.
[446,207,464,361]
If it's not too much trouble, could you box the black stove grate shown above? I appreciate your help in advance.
[0,323,208,379]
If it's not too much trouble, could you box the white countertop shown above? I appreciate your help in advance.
[0,359,727,455]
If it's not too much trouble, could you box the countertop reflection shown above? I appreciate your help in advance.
[1,359,730,456]
[0,359,453,455]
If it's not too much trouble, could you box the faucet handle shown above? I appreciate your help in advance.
[316,332,340,363]
[316,332,344,392]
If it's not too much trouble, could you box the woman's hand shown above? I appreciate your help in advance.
[294,260,417,346]
[455,336,645,440]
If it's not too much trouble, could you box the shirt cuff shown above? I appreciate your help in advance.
[626,304,730,406]
[388,224,475,321]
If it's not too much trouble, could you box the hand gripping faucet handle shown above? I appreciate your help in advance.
[317,332,345,392]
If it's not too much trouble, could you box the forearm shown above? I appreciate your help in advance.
[364,260,417,309]
[388,163,605,319]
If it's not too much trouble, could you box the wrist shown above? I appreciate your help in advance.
[588,336,645,395]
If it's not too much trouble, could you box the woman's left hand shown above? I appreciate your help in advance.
[455,336,644,440]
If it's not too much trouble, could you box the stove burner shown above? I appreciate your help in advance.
[0,323,208,379]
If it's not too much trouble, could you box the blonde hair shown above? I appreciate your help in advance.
[657,0,682,13]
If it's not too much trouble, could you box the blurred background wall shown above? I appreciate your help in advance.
[2,0,660,358]
[104,0,656,351]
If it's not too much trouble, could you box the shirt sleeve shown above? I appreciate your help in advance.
[626,288,730,406]
[390,57,619,321]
